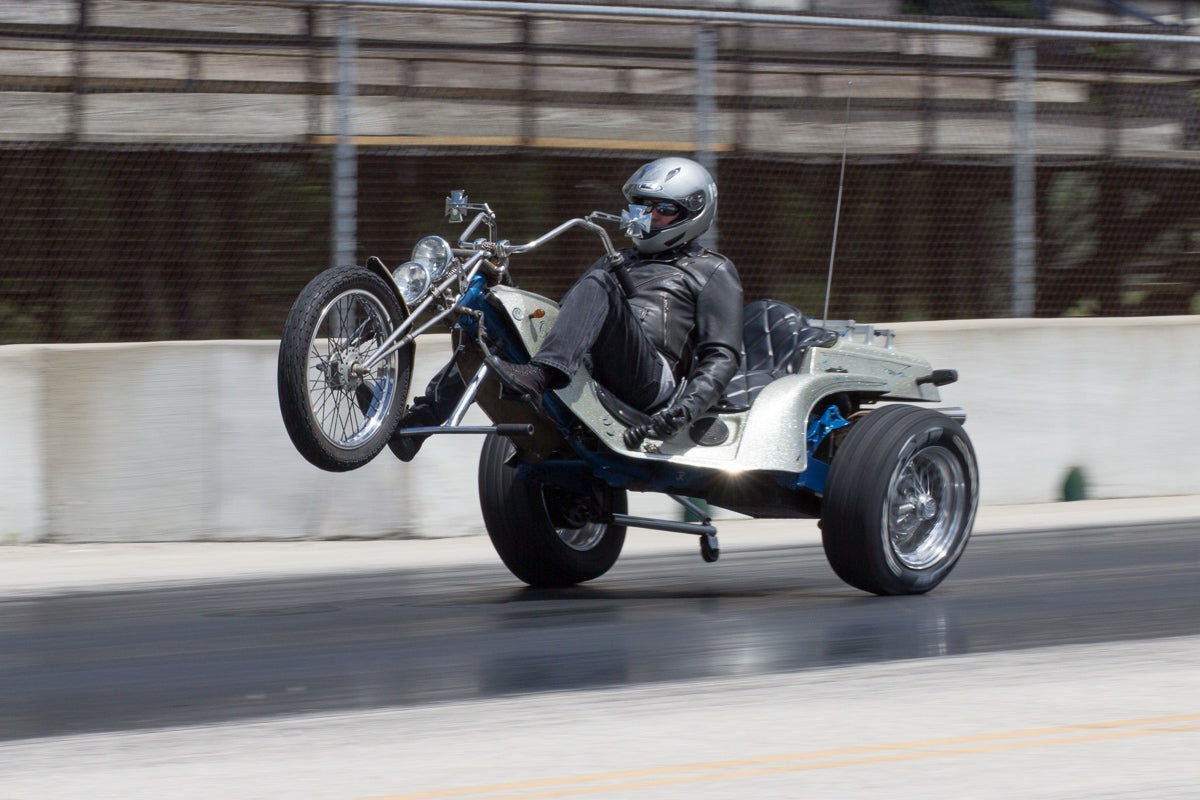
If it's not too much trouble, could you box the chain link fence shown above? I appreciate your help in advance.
[2,0,1198,343]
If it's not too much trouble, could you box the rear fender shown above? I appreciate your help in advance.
[731,374,886,474]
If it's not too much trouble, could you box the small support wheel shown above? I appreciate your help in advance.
[700,533,720,563]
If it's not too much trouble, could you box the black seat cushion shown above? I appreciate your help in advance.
[717,299,838,412]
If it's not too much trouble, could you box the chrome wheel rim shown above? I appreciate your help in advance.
[557,523,609,552]
[537,479,610,552]
[306,289,399,450]
[886,445,968,570]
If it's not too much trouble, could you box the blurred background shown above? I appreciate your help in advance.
[2,0,1199,346]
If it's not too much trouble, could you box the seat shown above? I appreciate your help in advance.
[716,299,839,412]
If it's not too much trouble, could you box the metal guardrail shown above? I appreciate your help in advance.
[199,0,1200,44]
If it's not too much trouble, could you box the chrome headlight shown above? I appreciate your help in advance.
[411,236,456,282]
[393,260,432,306]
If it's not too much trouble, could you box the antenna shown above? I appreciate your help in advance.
[822,83,852,325]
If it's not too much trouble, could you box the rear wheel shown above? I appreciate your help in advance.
[478,433,626,587]
[277,265,412,471]
[821,404,978,595]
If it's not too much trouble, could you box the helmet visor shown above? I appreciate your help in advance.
[631,198,687,234]
[639,199,683,217]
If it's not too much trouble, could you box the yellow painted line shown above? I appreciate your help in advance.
[308,135,735,151]
[358,712,1200,800]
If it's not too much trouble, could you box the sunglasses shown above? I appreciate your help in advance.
[639,200,682,217]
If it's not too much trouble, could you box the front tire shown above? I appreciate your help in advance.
[478,433,626,587]
[821,404,978,595]
[277,265,413,471]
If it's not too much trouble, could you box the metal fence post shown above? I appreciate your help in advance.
[1012,38,1037,317]
[332,5,357,267]
[695,22,718,250]
[69,0,90,141]
[520,15,537,147]
[305,4,321,140]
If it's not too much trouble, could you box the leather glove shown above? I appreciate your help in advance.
[623,405,691,449]
[605,252,636,297]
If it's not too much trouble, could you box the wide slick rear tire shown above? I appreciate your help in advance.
[478,433,626,587]
[821,404,979,595]
[277,265,412,472]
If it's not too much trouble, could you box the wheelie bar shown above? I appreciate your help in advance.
[608,514,716,537]
[393,423,535,438]
[610,494,721,564]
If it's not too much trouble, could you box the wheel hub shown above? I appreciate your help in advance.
[545,486,598,530]
[325,356,365,391]
[542,484,610,552]
[887,445,968,571]
[916,493,938,521]
[343,361,365,391]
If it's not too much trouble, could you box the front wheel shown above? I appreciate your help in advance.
[478,433,626,587]
[821,404,978,595]
[277,265,413,471]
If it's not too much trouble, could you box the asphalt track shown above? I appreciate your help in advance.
[1,501,1198,799]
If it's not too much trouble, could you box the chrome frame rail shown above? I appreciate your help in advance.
[361,250,489,371]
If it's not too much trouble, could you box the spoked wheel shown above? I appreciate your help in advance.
[820,404,979,595]
[277,265,413,471]
[478,432,626,587]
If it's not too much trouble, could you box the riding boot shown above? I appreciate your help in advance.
[388,360,467,462]
[388,402,440,462]
[494,360,566,400]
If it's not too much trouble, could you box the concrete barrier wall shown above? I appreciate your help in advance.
[2,316,1198,544]
[895,316,1200,504]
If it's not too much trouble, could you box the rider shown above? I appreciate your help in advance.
[389,156,744,460]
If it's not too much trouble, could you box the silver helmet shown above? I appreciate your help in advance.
[621,157,717,254]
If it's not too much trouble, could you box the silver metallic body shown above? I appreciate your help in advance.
[488,286,944,476]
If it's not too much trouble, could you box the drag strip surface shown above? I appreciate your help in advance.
[2,521,1197,741]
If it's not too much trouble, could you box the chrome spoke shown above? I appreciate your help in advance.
[305,289,400,450]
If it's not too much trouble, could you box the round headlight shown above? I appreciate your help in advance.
[393,260,432,306]
[411,236,455,282]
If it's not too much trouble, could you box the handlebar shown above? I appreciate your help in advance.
[505,215,620,259]
[364,198,632,373]
[448,190,625,263]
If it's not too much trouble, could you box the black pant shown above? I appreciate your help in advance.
[409,269,666,423]
[530,269,667,411]
[403,358,467,429]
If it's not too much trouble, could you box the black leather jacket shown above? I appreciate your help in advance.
[594,242,743,420]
